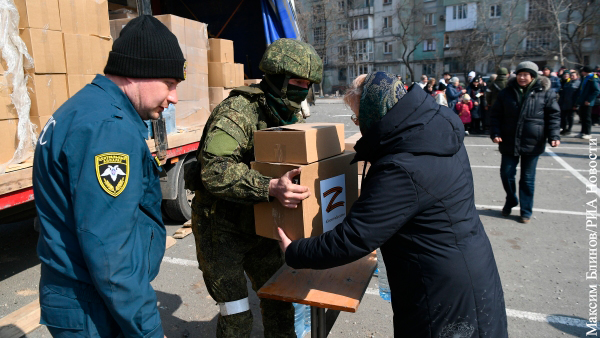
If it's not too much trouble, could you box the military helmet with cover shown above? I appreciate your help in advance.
[259,38,323,84]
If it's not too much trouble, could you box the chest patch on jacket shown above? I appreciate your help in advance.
[95,152,130,197]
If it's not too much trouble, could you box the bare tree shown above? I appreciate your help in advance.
[476,0,528,71]
[447,29,490,80]
[392,0,425,82]
[295,0,346,93]
[562,0,600,66]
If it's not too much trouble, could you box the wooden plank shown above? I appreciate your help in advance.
[165,236,177,250]
[0,299,41,338]
[146,127,204,153]
[257,252,377,313]
[5,160,33,173]
[0,168,33,196]
[173,227,192,239]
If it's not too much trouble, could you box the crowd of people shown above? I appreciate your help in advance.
[413,65,600,138]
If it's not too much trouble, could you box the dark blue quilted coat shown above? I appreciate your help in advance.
[286,85,508,338]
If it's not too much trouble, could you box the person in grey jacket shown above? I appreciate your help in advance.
[558,69,581,135]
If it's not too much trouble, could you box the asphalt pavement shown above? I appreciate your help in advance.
[0,98,595,337]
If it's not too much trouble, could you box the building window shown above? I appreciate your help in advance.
[423,38,436,51]
[584,55,590,65]
[352,17,369,31]
[314,27,325,45]
[355,40,373,61]
[383,16,392,29]
[527,0,544,21]
[338,23,348,30]
[452,4,468,20]
[491,32,501,46]
[422,63,436,75]
[384,41,393,54]
[338,1,345,12]
[313,5,325,23]
[338,45,347,61]
[348,63,373,79]
[444,34,450,48]
[490,5,501,18]
[338,68,347,81]
[525,30,550,51]
[383,0,392,5]
[424,13,436,26]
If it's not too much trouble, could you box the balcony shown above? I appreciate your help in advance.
[348,6,374,17]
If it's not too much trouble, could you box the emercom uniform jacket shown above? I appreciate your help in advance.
[33,75,166,337]
[285,86,507,337]
[490,76,560,156]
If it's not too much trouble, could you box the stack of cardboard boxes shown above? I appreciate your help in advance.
[110,14,210,130]
[207,38,244,112]
[0,0,111,164]
[251,123,359,241]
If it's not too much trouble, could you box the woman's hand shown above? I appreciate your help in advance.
[278,227,292,253]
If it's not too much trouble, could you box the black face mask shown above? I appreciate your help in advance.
[261,75,310,124]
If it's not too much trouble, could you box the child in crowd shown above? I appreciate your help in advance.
[435,83,448,107]
[456,94,473,135]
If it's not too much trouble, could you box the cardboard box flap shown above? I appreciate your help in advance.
[254,123,345,164]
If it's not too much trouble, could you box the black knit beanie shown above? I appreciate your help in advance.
[104,15,186,81]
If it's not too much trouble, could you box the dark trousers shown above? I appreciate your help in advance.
[500,154,540,218]
[471,118,482,133]
[561,109,574,132]
[580,105,593,135]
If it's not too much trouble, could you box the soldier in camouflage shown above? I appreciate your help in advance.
[185,38,323,337]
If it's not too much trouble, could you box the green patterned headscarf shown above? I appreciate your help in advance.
[358,72,407,134]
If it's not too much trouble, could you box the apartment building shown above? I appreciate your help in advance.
[297,0,600,93]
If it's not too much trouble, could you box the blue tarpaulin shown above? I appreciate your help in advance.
[260,0,297,44]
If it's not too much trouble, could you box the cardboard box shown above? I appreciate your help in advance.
[109,10,137,20]
[208,39,234,63]
[234,63,244,87]
[0,77,17,120]
[90,36,112,74]
[208,62,235,88]
[31,115,53,133]
[186,46,208,74]
[63,33,93,74]
[20,28,66,74]
[28,74,68,116]
[86,0,110,37]
[0,119,19,164]
[154,15,186,47]
[244,79,261,86]
[67,74,95,97]
[252,151,358,240]
[110,17,134,40]
[208,87,232,105]
[254,123,345,164]
[184,19,208,49]
[58,0,87,34]
[178,73,208,101]
[15,0,62,30]
[175,101,210,128]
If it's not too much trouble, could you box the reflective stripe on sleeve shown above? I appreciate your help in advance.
[218,298,250,316]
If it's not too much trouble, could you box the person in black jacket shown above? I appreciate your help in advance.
[278,72,508,338]
[573,65,600,139]
[467,75,487,134]
[490,61,561,223]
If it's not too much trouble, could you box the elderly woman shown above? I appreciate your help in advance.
[278,72,508,337]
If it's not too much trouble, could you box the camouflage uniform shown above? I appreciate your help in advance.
[185,39,322,338]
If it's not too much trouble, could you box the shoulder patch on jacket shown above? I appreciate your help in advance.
[95,152,129,197]
[205,129,239,156]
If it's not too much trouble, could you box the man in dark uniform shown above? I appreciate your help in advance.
[185,38,322,337]
[33,16,185,337]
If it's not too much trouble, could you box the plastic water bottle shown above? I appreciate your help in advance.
[376,249,391,302]
[293,303,306,337]
[304,305,311,335]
